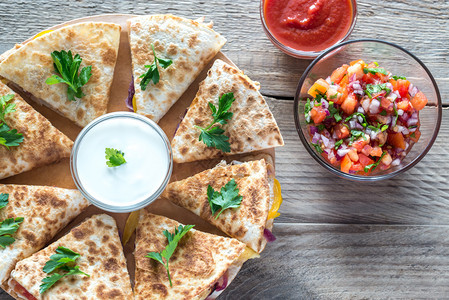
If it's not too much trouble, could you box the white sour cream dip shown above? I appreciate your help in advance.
[71,112,172,212]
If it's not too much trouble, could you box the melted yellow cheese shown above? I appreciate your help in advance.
[132,95,137,112]
[267,178,282,220]
[122,210,140,245]
[239,246,260,261]
[33,29,53,40]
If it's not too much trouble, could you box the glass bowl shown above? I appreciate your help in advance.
[70,112,173,212]
[260,0,358,59]
[294,39,442,181]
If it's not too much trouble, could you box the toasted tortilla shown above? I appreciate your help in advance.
[134,211,246,300]
[171,59,284,163]
[0,22,121,127]
[7,214,133,300]
[0,184,89,289]
[161,158,273,253]
[128,14,226,122]
[0,82,73,180]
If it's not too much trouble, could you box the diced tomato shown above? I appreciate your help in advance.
[387,132,406,149]
[310,106,327,124]
[308,79,329,98]
[362,72,377,84]
[350,59,365,66]
[397,79,410,98]
[352,138,369,151]
[330,64,349,84]
[397,100,410,111]
[336,88,348,105]
[347,149,359,162]
[410,91,428,111]
[389,79,398,91]
[361,145,373,156]
[341,154,352,173]
[381,152,393,165]
[358,153,375,167]
[347,62,365,80]
[350,163,363,172]
[380,97,393,112]
[370,146,383,157]
[334,123,350,139]
[409,129,421,142]
[341,93,357,115]
[339,74,349,87]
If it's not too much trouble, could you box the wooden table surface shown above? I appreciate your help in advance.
[1,0,448,299]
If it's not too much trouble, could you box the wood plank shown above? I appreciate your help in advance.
[222,223,449,299]
[267,97,449,225]
[2,223,449,299]
[0,0,447,101]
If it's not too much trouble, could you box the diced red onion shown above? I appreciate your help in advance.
[325,76,331,84]
[397,109,404,116]
[310,126,318,135]
[355,123,363,130]
[312,132,321,144]
[321,135,330,147]
[337,148,351,157]
[407,116,418,127]
[349,73,356,83]
[325,109,330,116]
[394,90,401,98]
[125,76,135,112]
[321,99,329,109]
[322,129,331,138]
[362,98,370,112]
[409,84,419,98]
[357,106,365,114]
[335,153,344,161]
[264,229,276,242]
[385,82,393,91]
[349,120,356,129]
[369,99,380,114]
[354,89,364,95]
[391,158,401,167]
[327,149,335,160]
[405,142,410,150]
[397,125,409,135]
[387,92,398,102]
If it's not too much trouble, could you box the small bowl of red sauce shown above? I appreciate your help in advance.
[261,0,357,58]
[294,39,442,181]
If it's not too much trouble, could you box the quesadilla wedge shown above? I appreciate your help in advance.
[0,22,121,127]
[161,158,278,253]
[171,59,284,163]
[6,214,133,300]
[134,211,257,300]
[128,14,226,122]
[0,184,89,292]
[0,82,73,180]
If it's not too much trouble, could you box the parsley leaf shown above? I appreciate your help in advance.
[335,139,343,149]
[0,217,24,248]
[146,224,194,287]
[0,193,8,210]
[105,148,126,167]
[139,44,173,91]
[363,67,388,75]
[365,83,391,98]
[207,179,243,219]
[40,246,89,294]
[392,75,406,80]
[0,94,15,124]
[195,93,235,152]
[0,123,24,149]
[46,50,92,101]
[364,152,387,173]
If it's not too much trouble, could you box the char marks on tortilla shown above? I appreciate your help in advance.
[171,59,284,163]
[134,211,246,300]
[128,14,226,122]
[0,184,89,289]
[7,214,133,300]
[0,82,73,180]
[161,158,273,253]
[0,22,121,127]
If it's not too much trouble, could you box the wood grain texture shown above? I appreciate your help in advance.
[0,0,447,101]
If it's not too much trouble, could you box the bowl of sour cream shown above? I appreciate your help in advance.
[70,112,173,212]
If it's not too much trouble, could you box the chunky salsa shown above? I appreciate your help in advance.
[304,60,428,174]
[263,0,354,52]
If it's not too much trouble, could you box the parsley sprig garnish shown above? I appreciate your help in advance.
[140,44,173,91]
[0,94,24,149]
[146,225,194,287]
[364,152,387,173]
[195,93,235,152]
[40,246,89,294]
[46,50,92,101]
[207,179,243,219]
[105,148,126,167]
[0,193,24,249]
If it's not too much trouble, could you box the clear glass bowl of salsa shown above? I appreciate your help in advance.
[294,39,442,181]
[260,0,358,58]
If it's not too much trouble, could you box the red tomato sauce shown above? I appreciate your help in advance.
[264,0,354,52]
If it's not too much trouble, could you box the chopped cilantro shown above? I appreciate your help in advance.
[379,110,387,116]
[392,75,406,80]
[365,83,391,98]
[334,139,343,149]
[364,152,387,173]
[363,67,388,75]
[311,142,323,154]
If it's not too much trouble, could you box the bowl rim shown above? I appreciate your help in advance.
[259,0,358,59]
[293,38,443,181]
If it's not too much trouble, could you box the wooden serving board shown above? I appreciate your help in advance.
[0,14,275,287]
